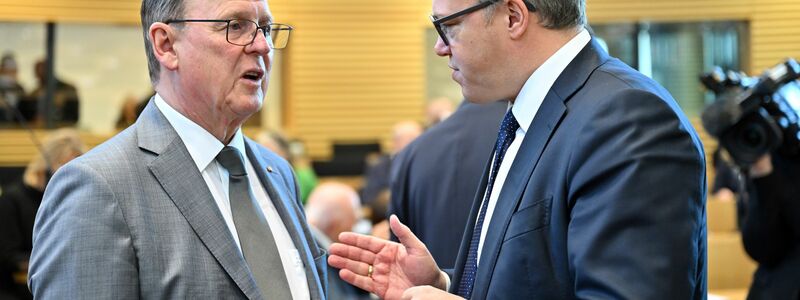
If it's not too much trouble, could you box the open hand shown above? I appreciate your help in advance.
[328,215,446,300]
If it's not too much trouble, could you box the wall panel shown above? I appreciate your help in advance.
[1,0,798,158]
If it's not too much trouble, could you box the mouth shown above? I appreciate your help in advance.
[241,68,265,83]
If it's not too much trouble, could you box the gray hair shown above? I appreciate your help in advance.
[141,0,186,85]
[482,0,586,29]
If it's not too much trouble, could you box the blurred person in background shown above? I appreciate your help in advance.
[361,120,422,206]
[425,97,455,127]
[256,130,319,203]
[23,59,80,125]
[389,100,506,269]
[0,128,84,300]
[711,148,746,229]
[305,182,371,300]
[116,90,154,128]
[0,53,26,124]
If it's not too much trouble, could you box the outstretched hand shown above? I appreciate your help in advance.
[328,215,446,300]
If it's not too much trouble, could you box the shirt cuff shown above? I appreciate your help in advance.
[441,270,451,290]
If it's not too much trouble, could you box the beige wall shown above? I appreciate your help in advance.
[1,0,798,157]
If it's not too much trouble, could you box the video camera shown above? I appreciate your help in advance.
[700,59,800,168]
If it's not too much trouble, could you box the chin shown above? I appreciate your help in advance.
[462,90,499,105]
[229,94,263,117]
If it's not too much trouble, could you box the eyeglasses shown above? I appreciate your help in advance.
[165,19,293,49]
[430,0,536,46]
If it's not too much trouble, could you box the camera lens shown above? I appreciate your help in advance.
[742,123,766,147]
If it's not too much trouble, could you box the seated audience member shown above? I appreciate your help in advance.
[0,129,85,299]
[256,130,318,203]
[116,91,153,128]
[368,189,392,240]
[389,100,507,269]
[305,182,370,300]
[23,59,80,125]
[361,121,422,205]
[0,53,26,124]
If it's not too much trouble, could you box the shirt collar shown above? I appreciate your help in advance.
[512,29,591,133]
[154,93,246,172]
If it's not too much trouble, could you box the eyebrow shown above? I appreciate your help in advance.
[221,11,273,24]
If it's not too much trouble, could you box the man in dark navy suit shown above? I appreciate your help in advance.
[329,0,707,299]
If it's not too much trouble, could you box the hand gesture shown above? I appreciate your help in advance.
[328,215,446,300]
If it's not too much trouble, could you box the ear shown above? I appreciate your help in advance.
[149,22,179,72]
[506,0,531,40]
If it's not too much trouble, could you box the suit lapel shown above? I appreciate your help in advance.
[138,102,261,299]
[449,157,492,293]
[453,39,609,298]
[471,92,566,299]
[244,141,326,300]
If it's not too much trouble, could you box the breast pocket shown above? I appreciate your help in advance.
[503,196,552,242]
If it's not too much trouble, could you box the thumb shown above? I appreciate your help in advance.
[390,214,426,253]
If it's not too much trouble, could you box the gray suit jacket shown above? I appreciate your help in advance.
[29,101,327,299]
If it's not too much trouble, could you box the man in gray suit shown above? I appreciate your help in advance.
[28,0,326,299]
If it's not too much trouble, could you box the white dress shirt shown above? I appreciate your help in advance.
[476,30,591,264]
[155,94,310,299]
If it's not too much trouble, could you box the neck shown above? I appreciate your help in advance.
[156,81,243,144]
[507,26,583,103]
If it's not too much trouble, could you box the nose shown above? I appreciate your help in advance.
[246,27,272,56]
[433,36,451,57]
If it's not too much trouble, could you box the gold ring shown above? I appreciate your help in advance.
[367,264,374,278]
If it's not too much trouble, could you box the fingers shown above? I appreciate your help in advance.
[390,215,426,253]
[327,252,372,276]
[338,231,390,253]
[338,268,375,293]
[328,242,377,264]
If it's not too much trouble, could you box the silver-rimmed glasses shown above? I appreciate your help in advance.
[165,19,293,49]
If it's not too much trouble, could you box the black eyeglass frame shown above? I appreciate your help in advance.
[164,19,293,49]
[430,0,536,46]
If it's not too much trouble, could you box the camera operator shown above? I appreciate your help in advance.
[741,152,800,300]
[701,60,800,299]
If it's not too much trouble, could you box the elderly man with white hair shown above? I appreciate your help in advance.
[306,182,370,300]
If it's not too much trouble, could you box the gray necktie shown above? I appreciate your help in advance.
[216,146,293,299]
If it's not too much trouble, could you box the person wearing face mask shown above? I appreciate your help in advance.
[28,0,327,299]
[0,53,26,125]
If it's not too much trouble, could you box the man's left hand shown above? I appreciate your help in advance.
[401,286,462,300]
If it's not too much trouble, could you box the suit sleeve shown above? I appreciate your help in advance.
[28,161,139,299]
[388,144,413,242]
[566,89,706,299]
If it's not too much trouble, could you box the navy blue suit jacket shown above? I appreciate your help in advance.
[449,40,708,299]
[390,101,507,269]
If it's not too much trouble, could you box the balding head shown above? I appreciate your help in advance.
[426,97,455,126]
[391,121,423,154]
[305,182,361,242]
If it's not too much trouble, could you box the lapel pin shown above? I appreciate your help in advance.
[267,166,274,173]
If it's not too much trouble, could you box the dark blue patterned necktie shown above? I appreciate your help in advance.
[457,109,520,298]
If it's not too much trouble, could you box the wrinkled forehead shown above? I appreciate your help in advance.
[431,0,474,18]
[184,0,273,23]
